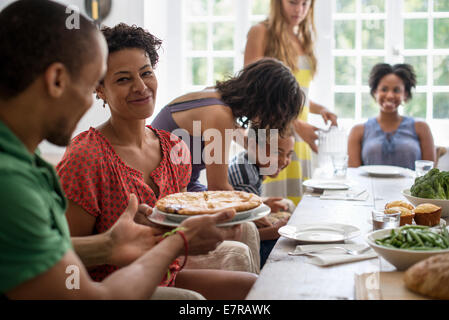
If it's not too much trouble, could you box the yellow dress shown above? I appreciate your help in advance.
[262,56,312,206]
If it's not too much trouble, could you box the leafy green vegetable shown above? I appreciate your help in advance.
[410,168,449,199]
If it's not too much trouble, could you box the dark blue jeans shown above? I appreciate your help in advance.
[260,239,277,269]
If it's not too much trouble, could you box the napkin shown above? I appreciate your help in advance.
[291,243,377,266]
[320,188,369,201]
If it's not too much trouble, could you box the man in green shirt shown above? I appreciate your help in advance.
[0,0,254,299]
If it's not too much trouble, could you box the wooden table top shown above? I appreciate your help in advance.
[246,167,446,300]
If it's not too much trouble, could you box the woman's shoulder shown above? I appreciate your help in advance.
[149,126,188,149]
[412,118,431,134]
[66,128,106,154]
[56,128,108,171]
[350,123,365,134]
[247,22,268,39]
[348,123,366,142]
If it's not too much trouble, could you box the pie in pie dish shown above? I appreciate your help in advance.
[155,191,262,215]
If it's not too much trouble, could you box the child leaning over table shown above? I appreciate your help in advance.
[228,126,296,268]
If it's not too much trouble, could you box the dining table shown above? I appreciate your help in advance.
[246,167,449,300]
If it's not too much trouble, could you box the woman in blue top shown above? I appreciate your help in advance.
[348,63,435,170]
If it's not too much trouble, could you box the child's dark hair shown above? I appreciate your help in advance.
[369,63,416,101]
[216,58,304,135]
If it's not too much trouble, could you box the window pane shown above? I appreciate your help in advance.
[404,19,427,49]
[335,56,356,85]
[361,0,385,13]
[434,55,449,86]
[433,93,449,119]
[213,58,234,82]
[362,56,385,85]
[213,22,234,50]
[434,19,449,49]
[334,93,355,118]
[362,20,384,49]
[251,0,270,15]
[187,23,208,51]
[434,0,449,12]
[213,0,234,15]
[186,0,208,16]
[334,21,356,49]
[335,0,356,13]
[362,93,378,118]
[404,56,426,86]
[404,93,426,119]
[187,57,207,85]
[404,0,427,12]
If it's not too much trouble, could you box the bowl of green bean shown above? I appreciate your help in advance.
[365,225,449,270]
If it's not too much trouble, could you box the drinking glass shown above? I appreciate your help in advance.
[415,160,434,177]
[331,154,348,178]
[371,210,400,231]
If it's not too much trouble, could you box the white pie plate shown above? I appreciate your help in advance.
[154,203,262,223]
[148,203,271,227]
[278,223,360,243]
[302,179,350,191]
[360,165,405,177]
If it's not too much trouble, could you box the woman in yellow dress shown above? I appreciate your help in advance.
[244,0,338,205]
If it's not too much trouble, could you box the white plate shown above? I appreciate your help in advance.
[149,203,271,227]
[360,165,405,177]
[278,223,360,243]
[154,203,260,223]
[302,179,350,191]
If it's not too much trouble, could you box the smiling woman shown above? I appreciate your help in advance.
[55,23,258,300]
[347,63,436,170]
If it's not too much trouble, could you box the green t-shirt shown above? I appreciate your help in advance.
[0,120,72,294]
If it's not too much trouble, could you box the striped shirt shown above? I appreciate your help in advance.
[228,151,263,196]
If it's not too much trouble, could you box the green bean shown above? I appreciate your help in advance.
[406,232,413,243]
[417,232,433,245]
[401,225,429,230]
[435,233,449,248]
[400,242,411,249]
[442,226,449,240]
[409,229,424,246]
[375,226,449,251]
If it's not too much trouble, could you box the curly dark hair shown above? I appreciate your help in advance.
[100,23,162,68]
[369,63,417,101]
[216,58,304,135]
[0,0,98,99]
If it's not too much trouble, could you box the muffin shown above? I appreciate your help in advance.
[385,206,414,226]
[385,200,414,211]
[413,203,442,226]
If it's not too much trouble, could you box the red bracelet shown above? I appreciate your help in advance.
[176,230,188,271]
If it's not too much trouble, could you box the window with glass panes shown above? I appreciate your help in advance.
[182,0,270,92]
[333,0,449,121]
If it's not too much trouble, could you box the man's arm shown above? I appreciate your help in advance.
[6,195,239,299]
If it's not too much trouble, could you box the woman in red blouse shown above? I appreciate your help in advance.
[57,23,257,299]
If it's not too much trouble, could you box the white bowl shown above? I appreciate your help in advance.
[402,188,449,217]
[365,228,449,270]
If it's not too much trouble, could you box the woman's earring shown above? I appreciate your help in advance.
[103,100,107,108]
